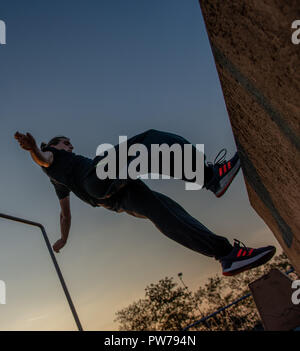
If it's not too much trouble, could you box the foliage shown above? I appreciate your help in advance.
[114,252,297,331]
[114,277,197,330]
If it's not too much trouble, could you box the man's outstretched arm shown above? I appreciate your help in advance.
[14,131,53,167]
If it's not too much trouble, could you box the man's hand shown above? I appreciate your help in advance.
[15,131,53,167]
[53,238,67,253]
[14,131,37,151]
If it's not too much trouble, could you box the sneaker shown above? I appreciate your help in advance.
[205,149,241,198]
[220,239,276,276]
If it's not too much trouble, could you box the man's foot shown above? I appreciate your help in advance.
[220,239,276,276]
[205,149,241,198]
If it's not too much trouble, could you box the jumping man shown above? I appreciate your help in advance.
[14,129,276,276]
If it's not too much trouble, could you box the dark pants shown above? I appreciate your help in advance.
[83,129,233,259]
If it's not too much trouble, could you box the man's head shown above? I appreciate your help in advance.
[41,136,74,152]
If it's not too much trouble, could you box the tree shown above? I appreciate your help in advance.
[114,277,198,330]
[114,252,297,331]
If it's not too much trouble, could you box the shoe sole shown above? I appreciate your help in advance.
[222,247,276,276]
[215,159,241,198]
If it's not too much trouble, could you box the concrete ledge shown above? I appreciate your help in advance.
[199,0,300,273]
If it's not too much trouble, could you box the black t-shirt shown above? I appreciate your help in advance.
[41,146,99,207]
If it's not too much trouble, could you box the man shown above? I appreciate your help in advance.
[14,129,276,276]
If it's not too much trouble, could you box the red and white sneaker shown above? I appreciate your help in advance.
[220,239,276,276]
[205,149,241,198]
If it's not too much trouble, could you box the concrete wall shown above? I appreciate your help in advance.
[199,0,300,272]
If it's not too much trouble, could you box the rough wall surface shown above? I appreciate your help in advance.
[199,0,300,272]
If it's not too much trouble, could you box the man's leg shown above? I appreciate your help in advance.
[114,129,240,196]
[117,129,210,183]
[109,179,233,259]
[106,179,276,275]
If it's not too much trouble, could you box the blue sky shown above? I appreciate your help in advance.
[0,0,281,330]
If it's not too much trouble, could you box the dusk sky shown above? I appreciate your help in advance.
[0,0,281,330]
